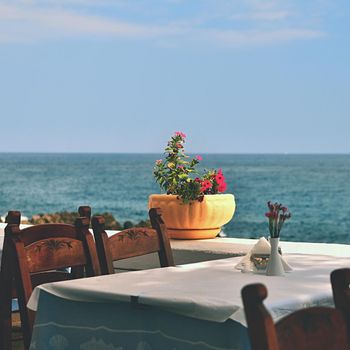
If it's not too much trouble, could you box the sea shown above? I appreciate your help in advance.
[0,153,349,244]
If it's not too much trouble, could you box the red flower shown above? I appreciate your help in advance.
[200,180,212,192]
[218,182,227,192]
[194,177,201,183]
[196,155,202,161]
[215,173,225,184]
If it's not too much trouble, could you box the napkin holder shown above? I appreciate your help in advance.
[250,246,282,271]
[235,237,292,274]
[250,253,270,271]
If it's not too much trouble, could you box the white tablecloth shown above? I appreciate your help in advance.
[28,253,350,325]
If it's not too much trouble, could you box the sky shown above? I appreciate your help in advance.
[0,0,349,153]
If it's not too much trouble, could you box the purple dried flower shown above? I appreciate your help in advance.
[266,201,291,238]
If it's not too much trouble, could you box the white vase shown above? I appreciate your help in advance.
[266,237,285,276]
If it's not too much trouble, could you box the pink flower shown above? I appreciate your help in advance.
[176,143,183,148]
[175,131,186,138]
[155,159,162,165]
[215,173,225,184]
[200,180,212,192]
[218,182,227,193]
[196,155,202,161]
[194,177,201,183]
[215,168,225,185]
[178,165,184,170]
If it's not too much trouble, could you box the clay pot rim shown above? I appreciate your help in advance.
[149,193,235,202]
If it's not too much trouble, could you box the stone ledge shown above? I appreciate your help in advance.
[2,224,350,271]
[170,237,350,257]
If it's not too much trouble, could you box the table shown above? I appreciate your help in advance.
[28,253,350,350]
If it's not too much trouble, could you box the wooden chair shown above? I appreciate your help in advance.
[0,211,21,350]
[241,283,350,350]
[331,268,350,331]
[0,206,100,350]
[92,208,174,275]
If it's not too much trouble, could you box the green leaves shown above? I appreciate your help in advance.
[153,132,228,203]
[153,132,202,202]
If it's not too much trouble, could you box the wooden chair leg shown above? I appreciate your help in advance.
[0,306,12,350]
[0,256,15,350]
[0,286,13,349]
[17,294,32,350]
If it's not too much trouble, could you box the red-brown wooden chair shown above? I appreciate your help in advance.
[92,208,174,275]
[241,283,350,350]
[331,268,350,332]
[0,211,21,350]
[0,206,99,350]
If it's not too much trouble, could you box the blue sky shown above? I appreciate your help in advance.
[0,0,349,153]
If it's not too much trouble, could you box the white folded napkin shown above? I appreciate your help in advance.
[235,237,293,274]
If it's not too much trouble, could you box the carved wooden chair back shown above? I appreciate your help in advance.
[0,206,99,350]
[92,208,174,275]
[242,283,350,350]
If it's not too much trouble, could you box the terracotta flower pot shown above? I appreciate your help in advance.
[148,194,236,239]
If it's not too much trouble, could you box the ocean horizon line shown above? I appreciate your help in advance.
[0,152,350,156]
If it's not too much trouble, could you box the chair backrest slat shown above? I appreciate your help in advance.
[25,237,87,272]
[31,271,71,288]
[18,224,79,245]
[276,307,349,350]
[108,228,160,261]
[92,208,175,275]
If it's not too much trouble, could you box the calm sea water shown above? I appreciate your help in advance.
[0,153,349,244]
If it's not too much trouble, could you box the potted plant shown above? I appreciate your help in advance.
[149,131,235,239]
